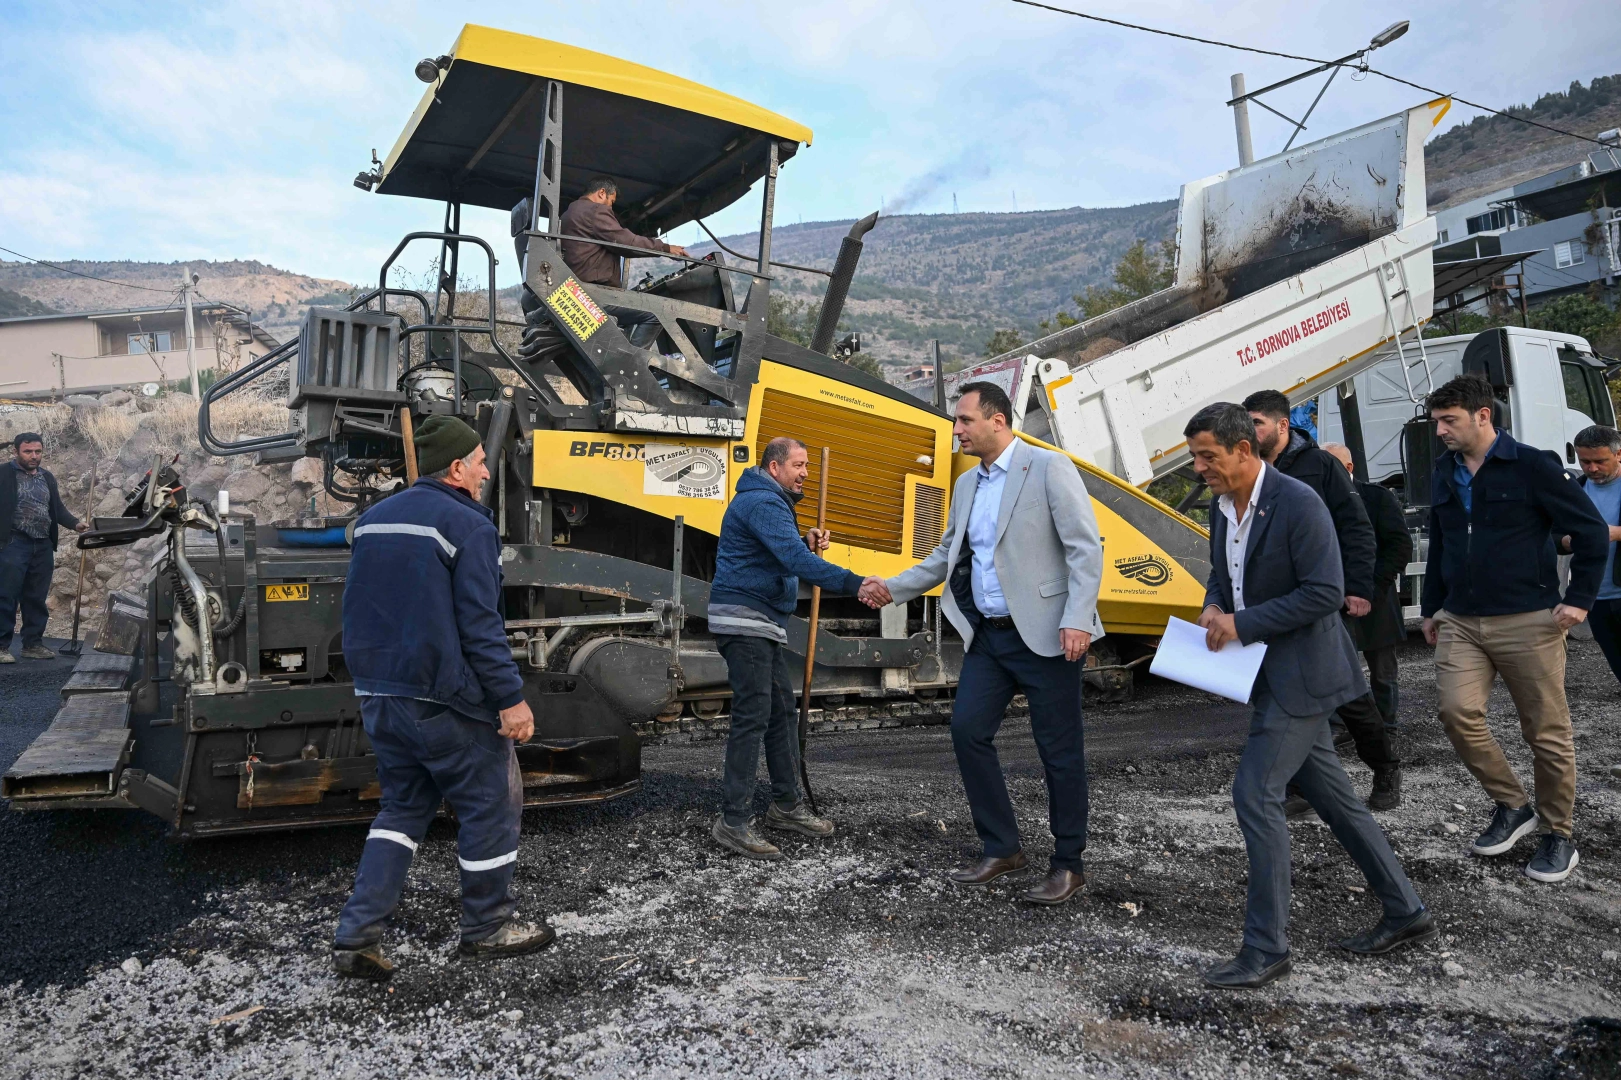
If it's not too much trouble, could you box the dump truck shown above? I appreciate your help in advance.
[3,25,1212,837]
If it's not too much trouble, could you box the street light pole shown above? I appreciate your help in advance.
[1231,73,1255,167]
[180,268,199,398]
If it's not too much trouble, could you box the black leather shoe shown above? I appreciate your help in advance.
[1366,766,1402,811]
[1339,908,1436,955]
[1203,945,1292,989]
[1020,867,1085,906]
[1283,794,1318,821]
[950,852,1028,885]
[332,943,395,981]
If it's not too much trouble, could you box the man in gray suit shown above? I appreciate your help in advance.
[866,381,1103,905]
[1186,402,1432,989]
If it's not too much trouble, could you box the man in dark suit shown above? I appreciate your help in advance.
[1324,443,1413,740]
[1185,403,1432,989]
[1,431,87,662]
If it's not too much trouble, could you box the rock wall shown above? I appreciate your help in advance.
[0,392,317,640]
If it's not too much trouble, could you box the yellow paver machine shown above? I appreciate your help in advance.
[3,25,1208,836]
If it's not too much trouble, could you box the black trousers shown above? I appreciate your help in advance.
[1365,645,1400,727]
[1334,690,1399,772]
[716,634,802,827]
[950,622,1088,872]
[1588,598,1621,688]
[0,534,53,649]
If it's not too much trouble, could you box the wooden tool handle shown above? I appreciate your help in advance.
[400,407,419,484]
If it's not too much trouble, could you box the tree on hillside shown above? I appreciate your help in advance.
[1074,238,1177,320]
[983,328,1026,357]
[768,292,884,378]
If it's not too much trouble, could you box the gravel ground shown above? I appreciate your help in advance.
[2,634,1620,1079]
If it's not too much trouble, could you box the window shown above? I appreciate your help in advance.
[1554,240,1585,269]
[1562,362,1597,422]
[128,331,173,353]
[1437,229,1449,244]
[1465,207,1518,235]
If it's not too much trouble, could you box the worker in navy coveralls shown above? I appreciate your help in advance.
[332,415,551,980]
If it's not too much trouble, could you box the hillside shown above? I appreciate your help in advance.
[0,286,56,319]
[1424,73,1620,209]
[0,259,356,342]
[661,201,1178,367]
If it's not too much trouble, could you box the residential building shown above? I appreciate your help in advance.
[0,303,279,397]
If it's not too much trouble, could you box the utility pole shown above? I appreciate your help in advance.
[180,267,199,397]
[1230,73,1255,167]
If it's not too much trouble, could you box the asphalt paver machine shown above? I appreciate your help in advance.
[3,26,1211,837]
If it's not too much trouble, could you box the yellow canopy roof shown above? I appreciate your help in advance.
[375,25,813,234]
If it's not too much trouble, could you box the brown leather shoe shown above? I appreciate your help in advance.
[1020,867,1086,906]
[949,851,1028,885]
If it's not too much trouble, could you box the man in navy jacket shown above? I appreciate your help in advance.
[1421,374,1607,884]
[332,416,551,979]
[706,437,878,860]
[1188,403,1429,989]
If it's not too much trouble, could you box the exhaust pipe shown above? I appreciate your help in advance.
[809,210,879,356]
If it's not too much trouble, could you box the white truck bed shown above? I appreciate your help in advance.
[1011,99,1453,485]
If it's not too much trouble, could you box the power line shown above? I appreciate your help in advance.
[1008,0,1615,148]
[0,246,179,292]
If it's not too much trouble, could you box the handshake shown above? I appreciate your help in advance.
[858,576,891,609]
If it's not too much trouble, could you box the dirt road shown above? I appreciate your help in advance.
[2,635,1619,1078]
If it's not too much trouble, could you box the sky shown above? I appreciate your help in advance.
[1,0,1617,289]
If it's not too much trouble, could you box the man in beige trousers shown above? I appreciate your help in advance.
[1419,375,1607,883]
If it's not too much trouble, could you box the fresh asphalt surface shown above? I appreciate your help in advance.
[0,642,1249,991]
[5,638,1620,1078]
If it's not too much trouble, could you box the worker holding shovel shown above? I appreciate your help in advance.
[705,436,883,860]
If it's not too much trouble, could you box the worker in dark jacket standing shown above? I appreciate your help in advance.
[1244,392,1397,812]
[1,432,87,662]
[1325,443,1414,731]
[1421,374,1607,884]
[332,415,551,980]
[559,176,688,347]
[707,437,880,860]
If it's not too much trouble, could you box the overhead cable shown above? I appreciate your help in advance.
[0,246,179,292]
[1008,0,1615,148]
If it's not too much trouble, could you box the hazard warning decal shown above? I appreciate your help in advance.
[546,278,610,340]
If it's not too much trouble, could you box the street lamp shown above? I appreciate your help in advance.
[1228,20,1411,164]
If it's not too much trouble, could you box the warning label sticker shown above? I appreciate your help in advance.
[643,444,727,500]
[546,278,609,340]
[264,583,309,602]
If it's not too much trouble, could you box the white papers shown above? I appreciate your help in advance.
[1149,615,1267,704]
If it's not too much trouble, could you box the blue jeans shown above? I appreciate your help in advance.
[334,696,523,948]
[950,622,1088,872]
[1233,688,1423,954]
[0,534,53,649]
[716,634,802,827]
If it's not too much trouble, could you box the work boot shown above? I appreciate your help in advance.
[763,800,834,837]
[0,651,14,664]
[332,943,395,981]
[19,645,54,660]
[712,816,783,861]
[1366,766,1402,811]
[1282,793,1318,821]
[459,920,557,960]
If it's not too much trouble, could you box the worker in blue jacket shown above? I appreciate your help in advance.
[706,436,884,860]
[332,415,550,980]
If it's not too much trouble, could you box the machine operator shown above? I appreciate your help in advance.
[560,175,689,348]
[331,415,552,980]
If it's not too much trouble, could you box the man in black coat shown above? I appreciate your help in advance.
[1324,444,1413,731]
[1244,392,1400,811]
[0,432,87,662]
